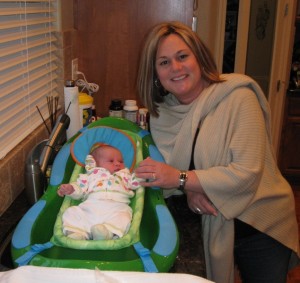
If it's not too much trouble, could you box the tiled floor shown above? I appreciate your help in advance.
[1,186,300,282]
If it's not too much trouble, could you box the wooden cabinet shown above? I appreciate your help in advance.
[74,0,194,117]
[279,90,300,185]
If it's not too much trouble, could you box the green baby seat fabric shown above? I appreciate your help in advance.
[51,127,145,250]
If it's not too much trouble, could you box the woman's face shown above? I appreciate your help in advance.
[155,34,205,104]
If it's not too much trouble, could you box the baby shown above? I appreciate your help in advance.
[57,143,142,241]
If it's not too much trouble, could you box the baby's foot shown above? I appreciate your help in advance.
[91,224,114,240]
[66,231,86,240]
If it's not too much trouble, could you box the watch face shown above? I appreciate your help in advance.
[180,172,187,180]
[179,171,188,189]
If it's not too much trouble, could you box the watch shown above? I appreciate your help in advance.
[178,171,188,191]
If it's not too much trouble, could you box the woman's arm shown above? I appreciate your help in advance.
[135,157,217,215]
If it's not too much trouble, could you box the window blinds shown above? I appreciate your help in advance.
[0,0,59,159]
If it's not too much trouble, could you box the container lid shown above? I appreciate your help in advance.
[65,80,75,87]
[79,93,93,105]
[139,108,148,114]
[125,100,137,106]
[110,99,123,108]
[124,100,138,111]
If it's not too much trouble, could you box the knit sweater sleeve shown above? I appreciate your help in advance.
[194,88,267,219]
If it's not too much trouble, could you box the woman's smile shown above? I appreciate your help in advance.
[172,74,188,81]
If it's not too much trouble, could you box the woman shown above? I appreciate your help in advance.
[135,21,300,283]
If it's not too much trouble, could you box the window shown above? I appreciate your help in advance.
[0,0,59,159]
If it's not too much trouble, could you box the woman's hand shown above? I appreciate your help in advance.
[135,157,180,189]
[186,190,218,216]
[136,157,218,216]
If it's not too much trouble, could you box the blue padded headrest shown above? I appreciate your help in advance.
[71,126,136,170]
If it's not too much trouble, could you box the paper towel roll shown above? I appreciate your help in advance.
[64,86,81,139]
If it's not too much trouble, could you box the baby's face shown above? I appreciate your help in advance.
[95,147,125,174]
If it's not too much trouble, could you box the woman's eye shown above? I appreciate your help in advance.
[179,54,188,60]
[159,60,168,66]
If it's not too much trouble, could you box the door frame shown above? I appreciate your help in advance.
[268,0,297,158]
[196,0,297,158]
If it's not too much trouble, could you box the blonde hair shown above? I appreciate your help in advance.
[137,21,224,117]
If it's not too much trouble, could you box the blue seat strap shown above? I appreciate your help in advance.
[15,242,54,266]
[133,242,158,273]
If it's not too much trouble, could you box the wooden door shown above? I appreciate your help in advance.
[74,0,194,117]
[278,91,300,185]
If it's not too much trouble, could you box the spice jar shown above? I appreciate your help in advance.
[109,99,123,117]
[123,100,138,123]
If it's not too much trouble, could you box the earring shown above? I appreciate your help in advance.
[154,78,169,96]
[154,79,161,88]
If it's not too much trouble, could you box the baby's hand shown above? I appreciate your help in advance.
[57,184,74,197]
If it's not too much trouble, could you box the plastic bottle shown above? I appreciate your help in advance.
[123,100,138,123]
[138,108,149,130]
[109,99,123,117]
[79,92,93,127]
[64,80,80,139]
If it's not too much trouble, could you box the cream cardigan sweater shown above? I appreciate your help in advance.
[150,74,299,283]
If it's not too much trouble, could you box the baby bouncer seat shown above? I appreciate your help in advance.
[11,117,179,272]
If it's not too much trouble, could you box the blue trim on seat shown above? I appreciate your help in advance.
[149,145,164,162]
[50,143,71,186]
[15,242,54,266]
[12,200,46,249]
[153,205,177,256]
[133,242,158,273]
[72,127,135,168]
[137,129,150,138]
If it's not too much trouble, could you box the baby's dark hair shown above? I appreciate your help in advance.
[90,143,123,161]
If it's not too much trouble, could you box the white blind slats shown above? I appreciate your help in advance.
[0,7,56,16]
[0,54,58,86]
[0,16,56,30]
[0,86,59,131]
[1,71,58,103]
[0,74,58,111]
[0,34,57,57]
[0,26,56,44]
[0,0,55,2]
[0,89,59,146]
[0,45,58,72]
[0,0,59,159]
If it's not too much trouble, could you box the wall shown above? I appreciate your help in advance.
[74,0,193,117]
[0,125,50,216]
[0,1,77,216]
